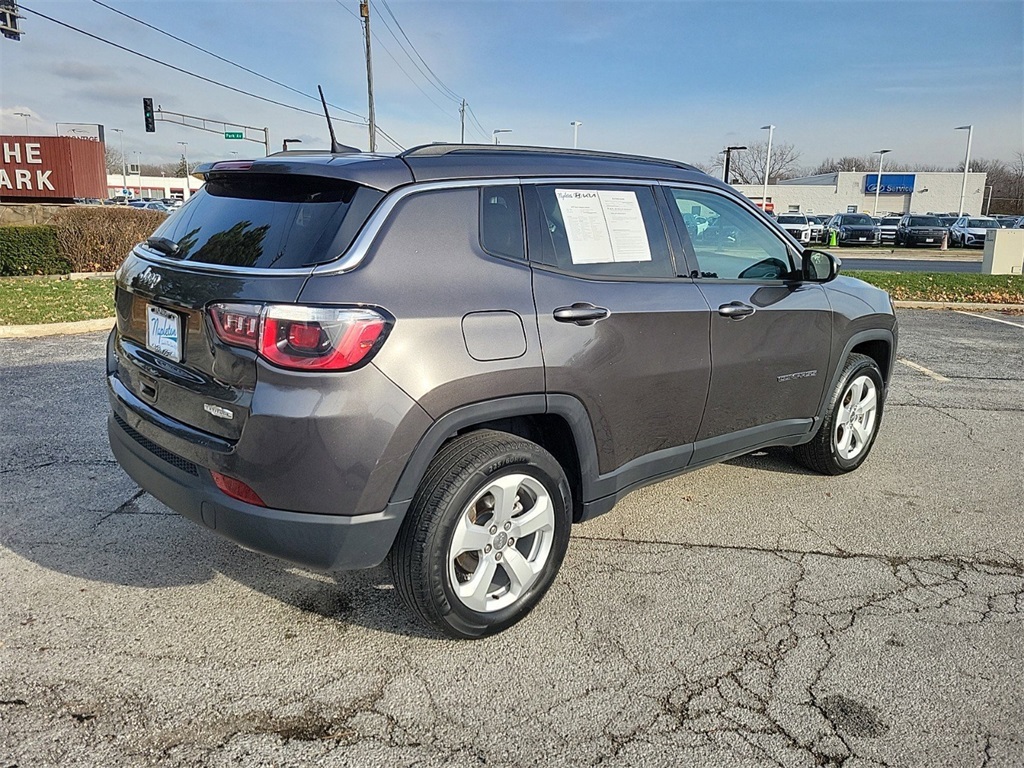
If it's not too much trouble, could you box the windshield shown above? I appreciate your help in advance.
[881,218,900,225]
[967,219,998,228]
[843,215,874,225]
[908,216,942,227]
[147,173,378,269]
[777,215,807,224]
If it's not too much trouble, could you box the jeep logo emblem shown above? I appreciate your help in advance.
[137,267,162,291]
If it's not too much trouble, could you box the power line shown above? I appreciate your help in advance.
[375,0,462,104]
[89,0,366,120]
[20,4,369,129]
[19,2,406,150]
[332,0,456,121]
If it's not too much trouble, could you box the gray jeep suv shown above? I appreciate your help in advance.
[107,145,898,638]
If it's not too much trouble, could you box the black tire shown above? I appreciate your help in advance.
[794,353,885,475]
[390,429,572,639]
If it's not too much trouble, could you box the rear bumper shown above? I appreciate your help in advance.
[108,403,406,571]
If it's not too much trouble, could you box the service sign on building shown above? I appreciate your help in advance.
[864,174,916,195]
[0,136,107,201]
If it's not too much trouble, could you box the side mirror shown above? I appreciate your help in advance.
[802,249,840,282]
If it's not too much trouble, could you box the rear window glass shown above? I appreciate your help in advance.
[147,173,375,269]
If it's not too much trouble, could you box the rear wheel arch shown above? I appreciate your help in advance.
[388,395,599,522]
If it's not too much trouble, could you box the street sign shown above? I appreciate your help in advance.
[224,131,243,140]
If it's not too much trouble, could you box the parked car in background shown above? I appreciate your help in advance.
[895,215,948,247]
[937,216,959,231]
[949,217,1001,247]
[878,217,900,243]
[776,214,812,244]
[823,213,881,246]
[105,143,897,638]
[806,215,826,242]
[995,217,1017,228]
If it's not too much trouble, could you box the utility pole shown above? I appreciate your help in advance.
[360,0,376,152]
[460,99,466,143]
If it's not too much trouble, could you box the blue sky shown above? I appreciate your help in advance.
[1,0,1021,170]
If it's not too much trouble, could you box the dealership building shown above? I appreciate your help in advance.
[734,171,988,218]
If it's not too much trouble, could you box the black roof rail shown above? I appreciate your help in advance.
[399,143,702,174]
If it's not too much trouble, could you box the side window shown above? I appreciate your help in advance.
[669,188,794,280]
[479,185,525,261]
[528,185,675,279]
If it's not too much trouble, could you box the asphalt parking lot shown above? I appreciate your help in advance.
[1,309,1022,767]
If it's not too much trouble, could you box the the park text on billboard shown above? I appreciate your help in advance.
[865,174,916,194]
[0,136,107,200]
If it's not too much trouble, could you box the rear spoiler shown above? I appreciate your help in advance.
[189,156,415,193]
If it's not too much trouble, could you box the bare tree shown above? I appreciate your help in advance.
[105,146,125,175]
[724,140,802,185]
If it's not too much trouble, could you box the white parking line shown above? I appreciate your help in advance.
[897,358,950,382]
[952,310,1024,329]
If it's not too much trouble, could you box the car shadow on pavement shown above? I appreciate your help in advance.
[725,447,820,475]
[0,353,442,639]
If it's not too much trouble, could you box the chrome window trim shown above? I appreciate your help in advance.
[129,175,671,278]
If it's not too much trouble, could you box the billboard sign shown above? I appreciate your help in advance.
[865,173,915,194]
[55,123,105,143]
[1,136,107,199]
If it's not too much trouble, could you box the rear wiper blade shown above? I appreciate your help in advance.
[146,236,181,257]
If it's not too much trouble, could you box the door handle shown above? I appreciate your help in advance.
[553,303,610,326]
[718,301,756,319]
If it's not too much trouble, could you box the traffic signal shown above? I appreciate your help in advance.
[143,98,155,133]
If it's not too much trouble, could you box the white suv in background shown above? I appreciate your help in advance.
[776,214,812,244]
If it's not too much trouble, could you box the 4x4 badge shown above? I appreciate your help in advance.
[204,404,234,420]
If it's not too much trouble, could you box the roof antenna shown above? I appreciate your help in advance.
[318,85,361,154]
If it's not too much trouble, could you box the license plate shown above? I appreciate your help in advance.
[858,237,866,241]
[926,238,934,243]
[146,305,182,362]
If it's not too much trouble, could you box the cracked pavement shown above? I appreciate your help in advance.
[1,309,1022,767]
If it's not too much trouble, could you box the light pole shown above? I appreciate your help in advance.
[282,138,302,152]
[955,125,973,216]
[492,129,512,145]
[14,111,30,133]
[721,146,747,184]
[761,124,775,213]
[177,141,189,176]
[112,128,127,192]
[570,121,582,149]
[872,149,892,216]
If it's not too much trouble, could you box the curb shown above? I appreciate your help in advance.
[0,317,115,339]
[893,301,1022,311]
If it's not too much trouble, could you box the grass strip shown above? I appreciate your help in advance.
[0,277,115,325]
[845,270,1024,304]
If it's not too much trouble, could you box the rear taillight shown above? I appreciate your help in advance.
[209,304,261,348]
[208,303,389,371]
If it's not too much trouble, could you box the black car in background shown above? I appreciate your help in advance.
[895,215,949,247]
[823,213,881,246]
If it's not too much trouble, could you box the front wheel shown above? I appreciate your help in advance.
[794,353,884,475]
[390,430,572,639]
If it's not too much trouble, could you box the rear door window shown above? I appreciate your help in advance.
[147,173,382,269]
[526,184,676,279]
